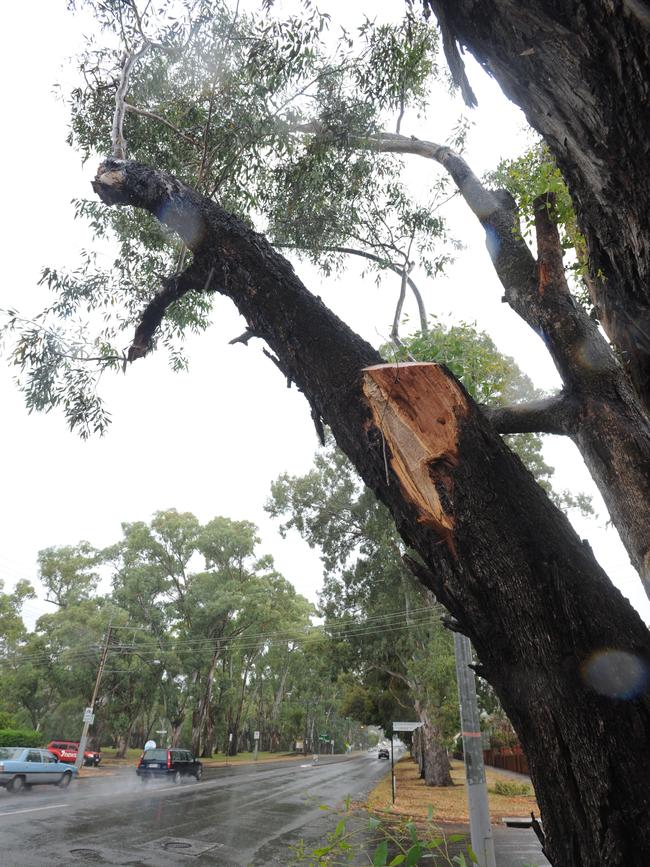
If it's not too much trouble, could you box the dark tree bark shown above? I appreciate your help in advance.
[425,0,650,415]
[92,159,650,866]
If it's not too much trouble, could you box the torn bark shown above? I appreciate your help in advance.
[424,0,650,416]
[91,158,650,866]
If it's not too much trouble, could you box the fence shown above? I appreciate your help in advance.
[482,746,529,776]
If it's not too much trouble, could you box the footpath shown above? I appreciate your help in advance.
[365,757,550,866]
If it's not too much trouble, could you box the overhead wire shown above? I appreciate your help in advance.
[2,603,448,667]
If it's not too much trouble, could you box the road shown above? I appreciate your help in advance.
[0,754,548,866]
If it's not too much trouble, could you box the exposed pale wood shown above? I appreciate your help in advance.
[362,363,468,549]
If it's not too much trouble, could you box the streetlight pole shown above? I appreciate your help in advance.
[75,624,113,771]
[454,632,496,867]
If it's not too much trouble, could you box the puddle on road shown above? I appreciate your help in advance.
[141,836,223,857]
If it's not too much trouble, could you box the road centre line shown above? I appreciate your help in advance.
[0,803,66,818]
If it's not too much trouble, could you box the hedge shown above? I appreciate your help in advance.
[0,729,42,747]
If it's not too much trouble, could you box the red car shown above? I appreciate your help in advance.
[46,740,101,767]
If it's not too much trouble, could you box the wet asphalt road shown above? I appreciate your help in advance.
[0,754,390,866]
[0,755,549,866]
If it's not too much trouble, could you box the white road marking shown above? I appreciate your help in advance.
[0,803,66,818]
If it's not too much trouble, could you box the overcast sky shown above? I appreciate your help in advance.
[1,0,648,628]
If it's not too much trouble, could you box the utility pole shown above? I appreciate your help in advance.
[454,632,496,867]
[75,624,113,771]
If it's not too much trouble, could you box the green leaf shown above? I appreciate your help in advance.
[334,818,346,838]
[406,843,422,866]
[389,856,406,866]
[372,840,389,866]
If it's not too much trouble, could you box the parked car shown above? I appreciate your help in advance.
[0,747,77,793]
[46,740,101,766]
[136,748,203,784]
[378,748,390,760]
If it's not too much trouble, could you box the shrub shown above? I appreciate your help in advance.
[0,729,42,747]
[493,779,531,797]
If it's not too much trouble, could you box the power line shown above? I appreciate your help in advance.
[2,604,447,667]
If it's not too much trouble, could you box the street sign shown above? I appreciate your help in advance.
[392,721,423,732]
[83,707,95,724]
[254,731,260,740]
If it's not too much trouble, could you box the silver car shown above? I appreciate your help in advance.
[0,747,78,793]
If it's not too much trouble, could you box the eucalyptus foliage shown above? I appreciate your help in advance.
[2,0,455,434]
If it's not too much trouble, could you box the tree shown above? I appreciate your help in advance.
[87,112,650,867]
[3,3,650,864]
[422,0,650,416]
[38,544,100,608]
[108,509,313,756]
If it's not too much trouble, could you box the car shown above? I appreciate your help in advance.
[136,748,203,784]
[0,747,77,793]
[378,748,390,760]
[46,740,101,766]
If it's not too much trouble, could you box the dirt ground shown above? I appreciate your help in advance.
[366,757,540,824]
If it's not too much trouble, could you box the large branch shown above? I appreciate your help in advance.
[424,0,650,418]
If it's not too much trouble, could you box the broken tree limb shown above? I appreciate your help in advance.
[480,394,575,435]
[127,258,215,361]
[91,158,650,866]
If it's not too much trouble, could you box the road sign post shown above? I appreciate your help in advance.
[392,722,423,805]
[253,731,260,761]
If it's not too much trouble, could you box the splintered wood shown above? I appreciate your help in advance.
[362,363,468,547]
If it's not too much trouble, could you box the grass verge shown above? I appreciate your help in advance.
[366,757,540,824]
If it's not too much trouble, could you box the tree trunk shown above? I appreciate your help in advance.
[426,0,650,415]
[415,701,452,787]
[114,732,129,759]
[191,644,220,756]
[169,720,183,748]
[92,160,650,867]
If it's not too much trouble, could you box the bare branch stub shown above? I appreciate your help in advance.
[229,329,257,346]
[127,257,215,362]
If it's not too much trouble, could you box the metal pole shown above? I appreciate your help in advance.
[391,734,396,804]
[454,632,496,867]
[75,625,112,770]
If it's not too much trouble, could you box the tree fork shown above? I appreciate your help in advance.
[92,159,650,866]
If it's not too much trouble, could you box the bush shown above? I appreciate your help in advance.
[0,729,42,747]
[492,779,531,797]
